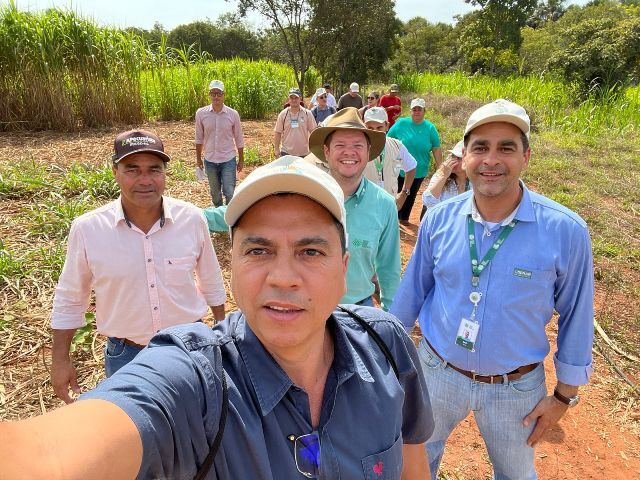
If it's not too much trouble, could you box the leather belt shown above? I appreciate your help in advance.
[424,337,538,384]
[114,337,146,349]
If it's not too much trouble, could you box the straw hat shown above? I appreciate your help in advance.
[308,107,386,162]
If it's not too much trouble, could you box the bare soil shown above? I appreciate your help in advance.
[1,119,638,479]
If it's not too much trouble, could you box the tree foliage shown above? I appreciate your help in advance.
[385,17,457,75]
[460,0,537,74]
[310,0,400,89]
[166,18,261,59]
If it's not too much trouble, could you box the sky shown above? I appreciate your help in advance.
[7,0,590,31]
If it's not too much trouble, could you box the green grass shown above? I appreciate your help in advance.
[396,71,640,135]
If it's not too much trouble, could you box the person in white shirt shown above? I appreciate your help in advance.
[422,140,470,210]
[363,107,417,211]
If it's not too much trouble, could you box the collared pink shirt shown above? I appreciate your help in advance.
[195,104,245,163]
[51,196,227,345]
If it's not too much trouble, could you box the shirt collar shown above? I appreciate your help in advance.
[237,314,367,417]
[459,180,536,224]
[114,196,168,229]
[347,177,368,202]
[207,104,227,114]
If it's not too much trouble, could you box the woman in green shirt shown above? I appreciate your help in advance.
[388,98,442,223]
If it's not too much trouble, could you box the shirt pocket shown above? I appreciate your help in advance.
[361,435,403,480]
[163,256,195,287]
[499,263,556,316]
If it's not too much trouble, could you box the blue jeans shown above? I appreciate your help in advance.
[418,338,546,480]
[204,157,236,207]
[104,337,144,378]
[356,296,374,307]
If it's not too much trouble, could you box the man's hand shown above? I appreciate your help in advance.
[237,160,244,173]
[51,356,81,404]
[196,159,204,169]
[395,192,408,211]
[523,395,569,447]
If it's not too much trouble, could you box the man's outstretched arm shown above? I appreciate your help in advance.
[0,399,141,480]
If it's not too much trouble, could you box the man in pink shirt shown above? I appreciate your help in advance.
[195,80,245,206]
[50,130,227,403]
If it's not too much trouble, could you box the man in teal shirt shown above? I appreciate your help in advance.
[205,108,401,310]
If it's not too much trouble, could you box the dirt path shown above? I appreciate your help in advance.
[400,189,640,480]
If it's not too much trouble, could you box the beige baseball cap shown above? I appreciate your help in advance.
[224,155,346,237]
[464,99,530,137]
[364,106,388,124]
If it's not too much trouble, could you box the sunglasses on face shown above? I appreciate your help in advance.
[209,92,224,97]
[318,95,326,100]
[368,96,376,100]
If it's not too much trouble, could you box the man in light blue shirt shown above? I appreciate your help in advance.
[391,99,594,480]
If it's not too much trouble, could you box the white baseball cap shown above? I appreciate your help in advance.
[315,87,328,97]
[410,98,426,109]
[364,106,388,124]
[224,156,347,240]
[349,82,359,93]
[464,99,530,137]
[448,140,464,158]
[208,80,225,92]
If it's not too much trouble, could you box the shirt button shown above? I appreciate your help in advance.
[154,307,158,310]
[146,235,149,239]
[150,284,155,288]
[147,258,152,262]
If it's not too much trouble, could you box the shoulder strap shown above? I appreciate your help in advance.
[337,306,400,379]
[194,364,228,480]
[194,307,399,478]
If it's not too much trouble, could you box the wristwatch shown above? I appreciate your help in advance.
[402,189,410,196]
[553,388,580,407]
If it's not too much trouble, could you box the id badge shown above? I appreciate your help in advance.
[455,318,479,351]
[291,118,299,128]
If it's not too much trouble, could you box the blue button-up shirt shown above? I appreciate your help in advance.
[82,306,433,479]
[391,185,594,386]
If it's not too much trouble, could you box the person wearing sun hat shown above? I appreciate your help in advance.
[2,155,435,480]
[205,109,401,311]
[362,106,418,208]
[392,98,595,480]
[50,129,227,403]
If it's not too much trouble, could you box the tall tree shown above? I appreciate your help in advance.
[460,0,538,74]
[310,0,401,89]
[236,0,315,91]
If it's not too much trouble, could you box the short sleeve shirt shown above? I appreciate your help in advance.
[274,107,317,156]
[82,306,434,479]
[387,118,441,179]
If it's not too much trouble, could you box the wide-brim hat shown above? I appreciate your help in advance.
[308,107,386,162]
